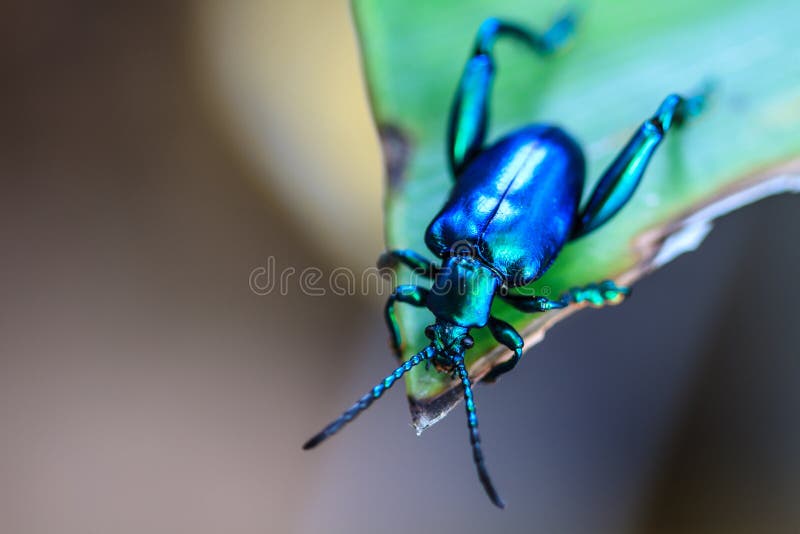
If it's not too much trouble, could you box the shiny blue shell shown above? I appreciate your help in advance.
[425,125,586,287]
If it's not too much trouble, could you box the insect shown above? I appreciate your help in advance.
[303,13,707,508]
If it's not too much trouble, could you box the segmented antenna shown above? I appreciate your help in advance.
[303,346,435,450]
[456,359,505,508]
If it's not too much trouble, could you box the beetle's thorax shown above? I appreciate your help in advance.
[426,253,501,328]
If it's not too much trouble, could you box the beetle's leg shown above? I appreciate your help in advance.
[384,285,429,361]
[377,249,439,279]
[501,294,568,313]
[483,316,524,383]
[487,281,628,380]
[502,280,630,312]
[562,280,630,307]
[448,11,578,177]
[571,88,710,239]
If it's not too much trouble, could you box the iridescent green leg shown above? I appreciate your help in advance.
[571,89,710,238]
[500,294,568,313]
[448,12,577,177]
[483,316,524,383]
[502,280,630,312]
[562,280,630,307]
[384,285,429,360]
[377,249,439,278]
[487,281,628,381]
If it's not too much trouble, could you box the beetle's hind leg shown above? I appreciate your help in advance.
[384,285,429,361]
[571,87,711,239]
[447,11,578,177]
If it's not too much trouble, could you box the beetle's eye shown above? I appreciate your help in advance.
[462,335,474,349]
[424,325,436,340]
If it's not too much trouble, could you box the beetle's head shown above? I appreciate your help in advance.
[424,320,474,370]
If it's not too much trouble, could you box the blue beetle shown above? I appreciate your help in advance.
[304,13,707,508]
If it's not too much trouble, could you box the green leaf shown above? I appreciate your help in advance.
[353,0,800,432]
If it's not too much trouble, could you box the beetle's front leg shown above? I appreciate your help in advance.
[384,285,429,361]
[378,249,439,279]
[483,316,524,383]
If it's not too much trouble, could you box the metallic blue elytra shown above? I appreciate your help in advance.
[304,12,708,509]
[427,125,585,288]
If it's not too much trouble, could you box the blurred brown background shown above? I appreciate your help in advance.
[0,2,797,533]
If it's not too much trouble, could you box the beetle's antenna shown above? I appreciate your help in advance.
[455,358,505,508]
[303,345,435,450]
